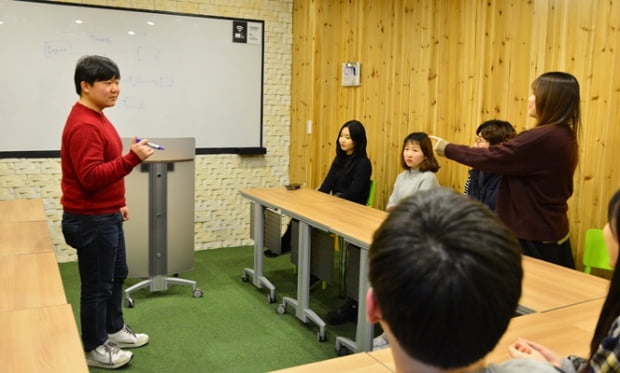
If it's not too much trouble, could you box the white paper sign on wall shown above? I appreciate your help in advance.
[341,62,361,86]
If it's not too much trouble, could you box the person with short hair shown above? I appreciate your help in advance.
[463,119,516,211]
[366,188,558,372]
[61,55,153,369]
[374,131,440,348]
[386,132,440,212]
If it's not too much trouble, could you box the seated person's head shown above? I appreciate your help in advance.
[475,119,516,147]
[367,187,522,370]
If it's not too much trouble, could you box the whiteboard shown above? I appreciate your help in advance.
[0,0,265,156]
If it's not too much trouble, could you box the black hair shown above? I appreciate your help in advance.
[585,189,620,371]
[74,55,121,95]
[335,120,368,159]
[368,187,522,369]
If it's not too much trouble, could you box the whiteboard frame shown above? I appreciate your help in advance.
[0,0,266,157]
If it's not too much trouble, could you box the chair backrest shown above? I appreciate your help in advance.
[583,228,613,274]
[366,180,376,207]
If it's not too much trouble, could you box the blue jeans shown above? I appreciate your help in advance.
[62,211,128,352]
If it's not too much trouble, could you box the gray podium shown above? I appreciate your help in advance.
[122,137,202,307]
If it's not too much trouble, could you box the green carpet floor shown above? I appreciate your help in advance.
[58,246,359,373]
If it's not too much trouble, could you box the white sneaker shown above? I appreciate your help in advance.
[86,341,133,369]
[373,333,390,350]
[108,324,149,348]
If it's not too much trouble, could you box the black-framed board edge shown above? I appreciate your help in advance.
[0,147,267,159]
[2,0,266,153]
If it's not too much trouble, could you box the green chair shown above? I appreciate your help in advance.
[583,228,613,274]
[366,180,376,207]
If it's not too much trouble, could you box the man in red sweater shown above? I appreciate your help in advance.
[61,55,154,369]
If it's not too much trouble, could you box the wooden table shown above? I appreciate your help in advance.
[240,187,387,352]
[241,188,346,341]
[541,298,605,332]
[519,256,609,313]
[0,304,89,373]
[0,221,54,256]
[270,351,392,373]
[309,200,387,353]
[368,297,606,371]
[241,188,342,297]
[0,198,88,371]
[310,201,386,249]
[0,198,46,222]
[488,311,592,363]
[353,255,609,360]
[489,299,604,363]
[368,311,592,371]
[0,252,67,311]
[240,187,609,356]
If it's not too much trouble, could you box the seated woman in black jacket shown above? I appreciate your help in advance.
[267,119,372,256]
[268,119,372,325]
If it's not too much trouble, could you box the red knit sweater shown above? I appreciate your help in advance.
[61,102,141,215]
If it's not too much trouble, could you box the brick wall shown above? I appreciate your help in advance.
[1,0,292,262]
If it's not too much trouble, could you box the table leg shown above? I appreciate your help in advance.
[280,221,326,341]
[336,243,373,354]
[242,203,276,303]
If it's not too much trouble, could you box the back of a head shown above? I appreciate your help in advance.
[531,71,581,131]
[368,188,522,369]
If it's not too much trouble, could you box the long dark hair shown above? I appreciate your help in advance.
[335,120,368,159]
[333,120,368,175]
[531,72,581,133]
[584,189,620,371]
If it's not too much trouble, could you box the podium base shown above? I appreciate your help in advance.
[124,275,202,308]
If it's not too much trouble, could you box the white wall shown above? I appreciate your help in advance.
[0,0,292,262]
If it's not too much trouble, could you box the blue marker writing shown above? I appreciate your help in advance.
[136,138,165,150]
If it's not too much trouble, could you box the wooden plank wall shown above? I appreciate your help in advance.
[290,0,620,268]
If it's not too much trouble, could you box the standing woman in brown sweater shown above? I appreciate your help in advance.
[432,72,580,268]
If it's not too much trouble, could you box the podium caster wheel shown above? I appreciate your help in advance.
[125,297,135,308]
[317,332,326,342]
[193,288,203,298]
[267,294,276,303]
[276,304,286,314]
[337,346,351,356]
[241,274,249,282]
